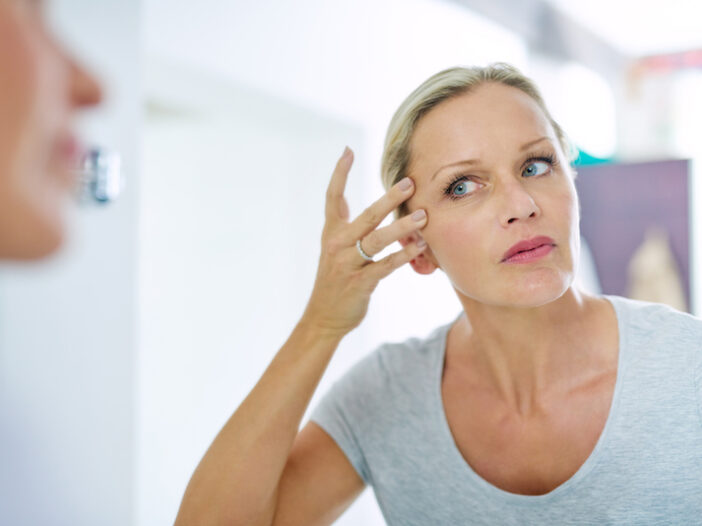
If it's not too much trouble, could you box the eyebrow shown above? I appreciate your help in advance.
[430,136,553,182]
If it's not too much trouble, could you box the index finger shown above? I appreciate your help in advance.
[325,146,353,224]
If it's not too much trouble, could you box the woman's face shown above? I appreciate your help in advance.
[404,82,580,308]
[0,0,102,260]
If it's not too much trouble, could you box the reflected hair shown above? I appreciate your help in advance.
[380,62,579,220]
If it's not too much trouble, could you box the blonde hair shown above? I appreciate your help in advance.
[381,62,579,220]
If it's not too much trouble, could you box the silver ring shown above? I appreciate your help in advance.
[356,239,374,262]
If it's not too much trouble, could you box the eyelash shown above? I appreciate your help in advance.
[443,151,559,201]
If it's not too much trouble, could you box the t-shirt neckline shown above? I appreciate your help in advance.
[431,294,629,504]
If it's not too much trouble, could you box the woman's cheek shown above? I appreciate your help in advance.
[0,7,43,195]
[431,216,477,263]
[17,17,72,189]
[0,7,72,259]
[0,12,37,132]
[549,185,577,217]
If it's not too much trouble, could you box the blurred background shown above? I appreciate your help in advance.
[1,0,701,524]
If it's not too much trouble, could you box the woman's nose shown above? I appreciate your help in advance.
[498,179,539,225]
[68,58,103,108]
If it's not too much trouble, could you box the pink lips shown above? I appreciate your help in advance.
[501,235,555,263]
[50,133,83,189]
[55,133,81,165]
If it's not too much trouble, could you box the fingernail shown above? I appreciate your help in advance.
[417,238,427,247]
[398,177,412,191]
[341,146,351,159]
[412,209,426,221]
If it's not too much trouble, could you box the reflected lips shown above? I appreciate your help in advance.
[501,235,555,264]
[56,134,80,165]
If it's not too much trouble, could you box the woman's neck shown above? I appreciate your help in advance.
[447,288,616,416]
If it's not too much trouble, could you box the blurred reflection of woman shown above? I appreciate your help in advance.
[177,63,702,525]
[0,0,102,261]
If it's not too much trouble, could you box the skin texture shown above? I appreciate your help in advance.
[399,82,617,416]
[0,0,102,260]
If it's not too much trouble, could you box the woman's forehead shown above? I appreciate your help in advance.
[413,86,551,148]
[410,86,555,164]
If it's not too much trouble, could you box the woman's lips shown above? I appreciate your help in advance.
[54,133,80,165]
[502,243,554,264]
[501,235,556,261]
[50,133,82,189]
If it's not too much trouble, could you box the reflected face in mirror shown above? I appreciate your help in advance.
[0,0,102,260]
[403,82,580,308]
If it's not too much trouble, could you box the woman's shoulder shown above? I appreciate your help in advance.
[606,295,702,360]
[342,315,457,389]
[605,295,702,430]
[605,294,702,344]
[376,316,457,369]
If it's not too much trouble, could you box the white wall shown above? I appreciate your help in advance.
[0,1,141,525]
[139,62,370,525]
[141,0,526,524]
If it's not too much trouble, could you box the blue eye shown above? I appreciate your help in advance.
[442,151,558,201]
[523,160,550,177]
[452,181,471,196]
[443,176,478,200]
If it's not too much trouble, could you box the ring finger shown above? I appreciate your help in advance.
[352,208,427,264]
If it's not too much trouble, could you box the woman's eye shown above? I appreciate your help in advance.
[447,178,478,199]
[453,181,469,196]
[444,156,554,201]
[523,161,550,177]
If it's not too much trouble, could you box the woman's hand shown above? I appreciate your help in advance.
[300,146,428,338]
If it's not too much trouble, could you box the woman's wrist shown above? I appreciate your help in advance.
[295,315,348,345]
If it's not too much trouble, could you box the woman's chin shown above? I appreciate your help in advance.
[30,227,65,259]
[503,278,571,307]
[477,267,569,306]
[1,225,65,260]
[0,198,68,261]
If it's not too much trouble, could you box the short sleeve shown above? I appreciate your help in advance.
[309,349,385,486]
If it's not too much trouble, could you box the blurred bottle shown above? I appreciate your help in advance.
[626,225,688,312]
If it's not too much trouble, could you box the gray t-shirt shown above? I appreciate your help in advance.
[310,295,702,525]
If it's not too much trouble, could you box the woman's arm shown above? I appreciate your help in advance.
[174,147,427,525]
[174,320,345,526]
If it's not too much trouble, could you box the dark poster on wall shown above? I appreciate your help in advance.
[575,159,691,313]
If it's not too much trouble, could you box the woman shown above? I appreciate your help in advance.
[176,63,702,525]
[0,0,102,260]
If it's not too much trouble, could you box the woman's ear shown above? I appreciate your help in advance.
[398,232,439,274]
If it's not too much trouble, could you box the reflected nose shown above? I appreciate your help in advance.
[68,58,103,107]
